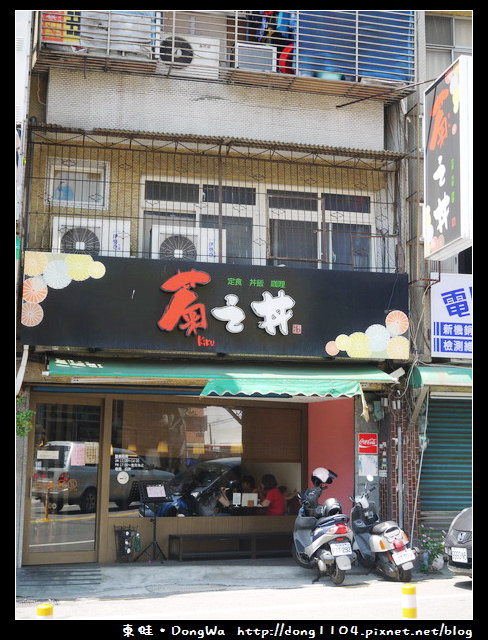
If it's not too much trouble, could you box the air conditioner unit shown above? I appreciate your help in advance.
[52,216,131,257]
[79,11,155,58]
[151,224,226,263]
[155,35,220,79]
[235,43,277,73]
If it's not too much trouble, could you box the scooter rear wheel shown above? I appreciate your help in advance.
[292,545,312,569]
[398,566,412,582]
[330,564,345,585]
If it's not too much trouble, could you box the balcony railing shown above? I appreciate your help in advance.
[33,11,416,103]
[24,126,405,274]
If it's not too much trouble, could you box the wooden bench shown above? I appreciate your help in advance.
[168,531,292,561]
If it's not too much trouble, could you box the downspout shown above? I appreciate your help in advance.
[16,345,30,395]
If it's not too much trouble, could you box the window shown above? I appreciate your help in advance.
[270,219,318,268]
[48,159,109,209]
[110,400,303,517]
[323,194,372,271]
[425,14,472,79]
[268,190,373,270]
[142,179,257,263]
[145,181,199,204]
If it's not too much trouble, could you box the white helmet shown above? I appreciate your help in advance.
[311,467,337,486]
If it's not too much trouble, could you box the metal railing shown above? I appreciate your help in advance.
[36,11,415,86]
[24,127,403,273]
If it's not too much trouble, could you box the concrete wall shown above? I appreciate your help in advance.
[46,69,385,150]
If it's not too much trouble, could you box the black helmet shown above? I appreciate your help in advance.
[311,467,337,487]
[323,497,342,516]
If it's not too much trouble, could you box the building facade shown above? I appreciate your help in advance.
[15,11,471,567]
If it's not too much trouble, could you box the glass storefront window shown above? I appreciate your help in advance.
[110,400,302,517]
[29,403,101,555]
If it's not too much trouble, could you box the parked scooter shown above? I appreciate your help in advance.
[350,474,416,582]
[292,467,355,585]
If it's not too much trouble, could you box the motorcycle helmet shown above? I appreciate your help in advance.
[323,497,342,516]
[311,467,337,487]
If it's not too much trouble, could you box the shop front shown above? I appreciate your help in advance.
[19,254,408,565]
[409,365,472,534]
[23,361,397,565]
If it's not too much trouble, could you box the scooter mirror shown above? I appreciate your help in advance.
[366,474,374,482]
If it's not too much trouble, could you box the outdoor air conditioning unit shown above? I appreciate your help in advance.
[151,224,226,263]
[154,35,220,79]
[52,216,131,257]
[234,43,277,73]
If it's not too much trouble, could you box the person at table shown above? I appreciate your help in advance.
[241,475,257,494]
[259,474,286,515]
[215,481,241,514]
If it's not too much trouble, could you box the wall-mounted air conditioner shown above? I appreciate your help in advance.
[234,43,277,73]
[52,216,131,257]
[151,224,226,263]
[154,35,220,79]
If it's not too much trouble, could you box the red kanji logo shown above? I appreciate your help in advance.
[158,269,211,336]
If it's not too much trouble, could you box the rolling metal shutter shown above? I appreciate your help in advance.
[420,397,472,514]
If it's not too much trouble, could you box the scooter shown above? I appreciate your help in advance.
[292,467,355,585]
[350,474,416,582]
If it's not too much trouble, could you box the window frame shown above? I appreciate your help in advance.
[47,158,110,210]
[268,188,375,270]
[425,14,472,79]
[140,176,261,262]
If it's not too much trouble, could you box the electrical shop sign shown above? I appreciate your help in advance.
[21,253,409,360]
[430,273,472,359]
[423,56,472,261]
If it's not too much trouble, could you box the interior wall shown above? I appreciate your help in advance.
[308,397,355,514]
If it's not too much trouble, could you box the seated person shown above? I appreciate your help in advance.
[241,475,257,494]
[259,474,286,515]
[279,485,299,515]
[215,481,242,515]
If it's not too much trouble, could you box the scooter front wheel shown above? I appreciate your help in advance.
[292,545,312,569]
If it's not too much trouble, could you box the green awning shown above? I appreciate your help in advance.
[409,365,472,390]
[201,370,383,399]
[47,357,393,401]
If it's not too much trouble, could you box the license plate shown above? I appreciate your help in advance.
[392,548,415,565]
[330,542,352,556]
[451,547,468,563]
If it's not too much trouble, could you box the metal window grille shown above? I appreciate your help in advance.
[24,126,403,272]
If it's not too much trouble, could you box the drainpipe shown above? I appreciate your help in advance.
[16,345,29,395]
[397,423,403,529]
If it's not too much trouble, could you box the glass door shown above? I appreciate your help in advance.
[25,401,102,564]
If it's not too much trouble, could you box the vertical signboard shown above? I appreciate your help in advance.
[423,56,472,261]
[430,273,472,359]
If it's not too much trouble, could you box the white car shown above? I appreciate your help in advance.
[444,507,472,578]
[32,441,174,513]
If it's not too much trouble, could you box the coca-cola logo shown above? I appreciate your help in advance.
[358,433,378,453]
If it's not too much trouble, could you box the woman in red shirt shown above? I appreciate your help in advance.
[259,474,286,515]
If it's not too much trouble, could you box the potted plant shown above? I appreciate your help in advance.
[418,524,446,572]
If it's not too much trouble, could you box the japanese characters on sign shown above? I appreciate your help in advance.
[21,254,409,359]
[423,56,472,261]
[430,273,472,359]
[158,268,297,340]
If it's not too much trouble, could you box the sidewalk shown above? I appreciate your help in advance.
[16,555,453,603]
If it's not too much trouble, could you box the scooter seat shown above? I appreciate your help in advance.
[316,513,349,528]
[371,520,400,535]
